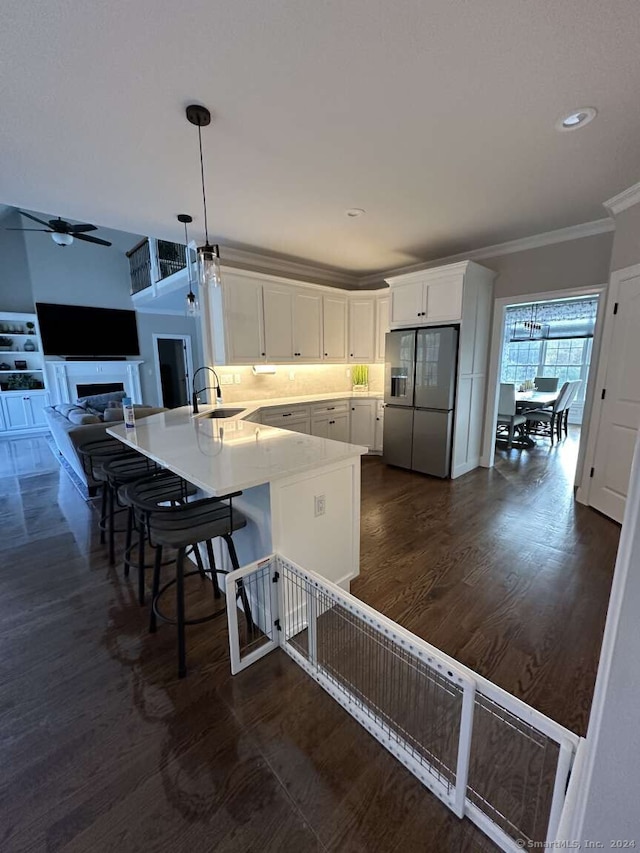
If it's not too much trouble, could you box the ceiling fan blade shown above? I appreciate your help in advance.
[69,223,97,233]
[5,228,52,232]
[19,211,52,228]
[73,233,112,247]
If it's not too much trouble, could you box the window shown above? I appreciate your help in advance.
[501,337,592,402]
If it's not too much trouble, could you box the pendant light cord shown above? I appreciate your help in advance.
[197,123,210,245]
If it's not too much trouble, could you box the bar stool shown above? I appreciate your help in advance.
[118,469,197,605]
[77,436,140,562]
[127,479,251,678]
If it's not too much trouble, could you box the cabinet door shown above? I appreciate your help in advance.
[323,295,348,361]
[26,393,49,427]
[350,400,375,447]
[374,409,384,452]
[3,395,30,429]
[311,415,330,439]
[224,278,266,363]
[376,296,390,362]
[349,299,375,362]
[390,281,424,326]
[263,285,294,361]
[425,278,463,322]
[293,290,322,361]
[329,412,350,443]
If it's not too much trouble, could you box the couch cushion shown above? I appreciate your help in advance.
[76,390,126,413]
[102,405,162,423]
[55,403,87,418]
[67,410,102,425]
[102,408,125,423]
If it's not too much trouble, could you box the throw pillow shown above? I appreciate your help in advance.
[67,410,102,425]
[76,390,126,413]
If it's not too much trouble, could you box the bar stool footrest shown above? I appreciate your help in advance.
[152,571,226,626]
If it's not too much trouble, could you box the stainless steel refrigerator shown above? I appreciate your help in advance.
[382,326,458,478]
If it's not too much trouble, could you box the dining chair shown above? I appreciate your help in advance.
[525,381,571,443]
[534,376,559,393]
[561,380,582,435]
[496,383,528,449]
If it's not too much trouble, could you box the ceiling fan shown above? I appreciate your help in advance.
[7,211,112,247]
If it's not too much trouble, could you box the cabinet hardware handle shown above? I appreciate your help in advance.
[351,407,355,411]
[324,352,328,356]
[261,352,265,356]
[282,413,292,417]
[350,353,353,357]
[327,407,335,410]
[376,417,380,421]
[329,420,335,425]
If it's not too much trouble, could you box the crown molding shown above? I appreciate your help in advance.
[603,181,640,216]
[220,245,360,289]
[357,218,615,288]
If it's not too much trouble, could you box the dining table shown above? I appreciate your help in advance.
[505,390,558,448]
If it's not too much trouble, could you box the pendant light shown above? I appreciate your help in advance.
[177,214,199,317]
[186,104,221,289]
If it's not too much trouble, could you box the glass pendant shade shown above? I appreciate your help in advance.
[197,243,221,289]
[185,289,199,317]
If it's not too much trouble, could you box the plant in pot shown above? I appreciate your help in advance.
[352,364,369,392]
[0,336,13,351]
[25,322,36,335]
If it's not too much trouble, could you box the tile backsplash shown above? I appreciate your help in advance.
[217,364,383,402]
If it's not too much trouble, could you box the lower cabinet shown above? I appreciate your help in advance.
[262,405,311,435]
[312,412,349,442]
[0,391,50,431]
[350,399,376,448]
[374,402,384,453]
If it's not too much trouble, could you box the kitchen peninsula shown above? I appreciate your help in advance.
[108,405,367,588]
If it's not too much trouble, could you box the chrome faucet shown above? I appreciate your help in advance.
[192,366,222,414]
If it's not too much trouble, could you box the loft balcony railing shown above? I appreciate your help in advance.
[126,238,188,295]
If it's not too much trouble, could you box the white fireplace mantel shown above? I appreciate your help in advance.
[45,360,144,405]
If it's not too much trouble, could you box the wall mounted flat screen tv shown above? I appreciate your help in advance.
[36,303,140,357]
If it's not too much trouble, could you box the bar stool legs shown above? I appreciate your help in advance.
[176,548,186,679]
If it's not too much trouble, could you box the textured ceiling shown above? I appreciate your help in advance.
[1,0,639,275]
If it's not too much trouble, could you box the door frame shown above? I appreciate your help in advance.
[577,262,640,509]
[480,284,607,491]
[152,333,194,408]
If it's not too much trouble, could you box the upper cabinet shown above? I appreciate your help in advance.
[323,294,348,361]
[386,262,469,328]
[211,271,389,365]
[348,299,375,362]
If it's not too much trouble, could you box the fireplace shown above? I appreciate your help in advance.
[45,360,143,405]
[76,382,125,397]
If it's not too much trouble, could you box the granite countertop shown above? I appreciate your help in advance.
[107,403,367,497]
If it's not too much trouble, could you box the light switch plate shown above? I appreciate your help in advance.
[234,374,241,384]
[289,371,295,381]
[220,374,234,385]
[314,494,326,517]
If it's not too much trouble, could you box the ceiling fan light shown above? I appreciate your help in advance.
[51,232,73,246]
[197,243,221,289]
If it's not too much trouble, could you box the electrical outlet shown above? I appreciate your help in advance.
[234,373,241,384]
[289,370,295,381]
[346,368,351,378]
[314,494,326,517]
[220,374,234,385]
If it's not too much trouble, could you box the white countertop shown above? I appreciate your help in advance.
[107,405,367,497]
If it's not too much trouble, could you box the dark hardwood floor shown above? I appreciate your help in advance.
[0,430,619,852]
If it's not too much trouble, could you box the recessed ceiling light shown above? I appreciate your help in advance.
[345,208,365,218]
[556,107,597,132]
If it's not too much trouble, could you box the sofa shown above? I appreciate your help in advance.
[44,391,165,494]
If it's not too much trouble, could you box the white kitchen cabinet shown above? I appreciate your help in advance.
[222,275,266,363]
[293,290,322,361]
[387,264,466,328]
[348,299,375,362]
[1,391,50,431]
[390,280,424,326]
[311,415,330,439]
[262,404,311,435]
[374,401,384,453]
[311,403,350,443]
[263,285,294,361]
[350,399,376,448]
[323,295,348,361]
[330,412,350,443]
[376,295,390,362]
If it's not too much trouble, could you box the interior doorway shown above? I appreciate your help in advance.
[152,334,193,408]
[482,285,607,490]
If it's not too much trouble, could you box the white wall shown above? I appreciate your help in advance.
[136,312,203,407]
[0,208,34,312]
[609,203,640,272]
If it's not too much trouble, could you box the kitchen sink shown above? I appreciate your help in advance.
[199,408,245,419]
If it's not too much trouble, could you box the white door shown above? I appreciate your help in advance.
[350,400,375,447]
[311,415,330,438]
[27,392,49,427]
[349,299,375,362]
[293,290,322,361]
[390,281,424,326]
[263,285,294,361]
[590,270,640,523]
[3,395,30,429]
[323,295,348,361]
[376,296,390,362]
[329,412,350,443]
[425,278,464,323]
[224,278,266,363]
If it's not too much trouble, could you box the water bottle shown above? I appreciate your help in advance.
[122,396,135,430]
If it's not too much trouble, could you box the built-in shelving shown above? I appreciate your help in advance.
[0,311,49,432]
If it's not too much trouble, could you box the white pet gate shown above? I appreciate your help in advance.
[225,555,579,853]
